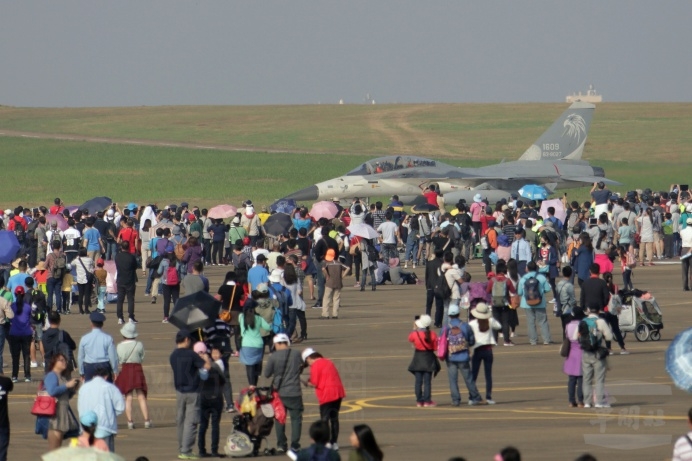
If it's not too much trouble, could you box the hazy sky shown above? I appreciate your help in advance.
[2,1,691,107]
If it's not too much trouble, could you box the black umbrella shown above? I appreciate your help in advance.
[411,203,439,214]
[170,291,222,331]
[79,196,113,215]
[263,213,293,236]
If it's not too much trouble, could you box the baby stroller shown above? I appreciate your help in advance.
[226,387,282,457]
[617,289,663,342]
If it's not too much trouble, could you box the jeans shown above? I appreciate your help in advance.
[425,289,444,327]
[319,398,341,445]
[352,254,361,282]
[8,335,31,379]
[582,352,607,406]
[46,277,63,312]
[568,375,584,404]
[198,397,222,454]
[524,307,551,344]
[102,435,115,453]
[360,266,376,289]
[104,241,117,260]
[77,283,92,312]
[162,284,180,318]
[211,241,224,264]
[471,347,494,400]
[287,309,307,339]
[276,395,303,450]
[404,234,419,263]
[176,391,200,455]
[413,371,432,403]
[381,243,397,265]
[97,286,107,311]
[447,360,482,404]
[622,269,633,290]
[314,257,325,303]
[603,312,625,349]
[116,284,136,320]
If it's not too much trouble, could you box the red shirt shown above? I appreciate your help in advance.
[118,227,137,254]
[480,214,491,235]
[423,191,439,207]
[49,205,64,215]
[486,274,516,295]
[308,358,346,405]
[7,216,27,232]
[408,329,438,351]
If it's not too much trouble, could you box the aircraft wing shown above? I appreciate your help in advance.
[561,176,623,186]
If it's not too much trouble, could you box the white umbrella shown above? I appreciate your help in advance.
[347,223,379,239]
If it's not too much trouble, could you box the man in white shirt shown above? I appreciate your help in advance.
[672,407,692,461]
[377,211,401,265]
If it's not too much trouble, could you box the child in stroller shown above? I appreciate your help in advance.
[227,386,284,457]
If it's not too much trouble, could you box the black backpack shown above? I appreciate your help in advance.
[523,276,543,306]
[433,269,452,299]
[13,222,26,244]
[27,220,40,242]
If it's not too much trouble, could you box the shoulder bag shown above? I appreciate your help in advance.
[78,257,95,286]
[31,382,57,417]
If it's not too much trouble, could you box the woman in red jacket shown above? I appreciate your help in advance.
[302,348,346,451]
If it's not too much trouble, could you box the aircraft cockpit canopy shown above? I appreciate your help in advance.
[345,156,443,176]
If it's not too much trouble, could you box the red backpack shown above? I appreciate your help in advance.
[165,264,179,286]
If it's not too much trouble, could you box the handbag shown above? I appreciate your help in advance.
[509,294,521,310]
[31,384,57,417]
[436,326,448,360]
[559,335,571,358]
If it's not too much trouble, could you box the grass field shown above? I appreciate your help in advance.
[1,103,689,208]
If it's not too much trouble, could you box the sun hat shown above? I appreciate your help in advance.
[473,193,483,203]
[471,302,492,319]
[120,322,138,339]
[325,249,336,262]
[193,341,207,354]
[269,269,283,284]
[301,348,316,363]
[415,314,432,329]
[273,333,291,345]
[448,304,461,316]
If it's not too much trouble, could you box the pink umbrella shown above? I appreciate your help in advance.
[208,204,237,220]
[539,199,566,224]
[44,214,68,231]
[310,201,339,220]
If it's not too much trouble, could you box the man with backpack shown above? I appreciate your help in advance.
[268,269,293,330]
[573,304,613,408]
[115,241,139,325]
[45,240,67,314]
[42,311,77,376]
[517,261,552,346]
[441,304,485,406]
[455,206,475,262]
[487,261,516,346]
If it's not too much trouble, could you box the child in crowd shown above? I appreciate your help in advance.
[563,308,585,407]
[294,420,340,461]
[32,261,49,294]
[619,246,634,291]
[94,259,108,313]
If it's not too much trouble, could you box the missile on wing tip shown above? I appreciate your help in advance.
[283,185,319,201]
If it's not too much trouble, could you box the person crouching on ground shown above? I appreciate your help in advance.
[407,314,440,408]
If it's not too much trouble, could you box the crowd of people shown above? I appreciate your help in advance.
[0,181,690,460]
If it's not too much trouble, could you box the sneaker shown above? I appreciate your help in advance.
[11,377,17,383]
[162,317,169,323]
[118,318,125,325]
[404,262,408,269]
[129,317,138,324]
[620,349,630,355]
[144,293,150,297]
[412,263,416,269]
[468,400,487,406]
[486,399,496,405]
[178,453,199,460]
[510,331,516,338]
[543,341,552,345]
[30,361,38,368]
[324,444,332,450]
[549,298,556,303]
[226,407,237,414]
[312,303,322,309]
[332,443,339,451]
[498,333,504,339]
[584,403,592,408]
[595,403,611,408]
[569,403,578,408]
[503,342,515,346]
[151,297,157,304]
[423,401,437,407]
[144,420,152,429]
[24,377,31,383]
[353,282,360,288]
[276,447,286,454]
[416,402,424,408]
[128,421,135,430]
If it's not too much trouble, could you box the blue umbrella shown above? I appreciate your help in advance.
[79,196,112,215]
[0,231,20,264]
[666,327,692,393]
[270,199,298,214]
[518,184,549,201]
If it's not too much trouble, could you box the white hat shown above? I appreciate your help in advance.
[415,314,432,329]
[106,209,114,217]
[272,333,291,346]
[473,193,483,203]
[471,302,492,319]
[4,209,11,216]
[448,304,460,316]
[301,347,316,363]
[269,269,283,284]
[120,322,138,339]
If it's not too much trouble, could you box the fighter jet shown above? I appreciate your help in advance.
[284,102,619,204]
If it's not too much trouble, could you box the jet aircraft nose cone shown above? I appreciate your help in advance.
[283,185,319,201]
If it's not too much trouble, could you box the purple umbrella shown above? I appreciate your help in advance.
[0,231,20,264]
[65,205,80,216]
[44,214,68,231]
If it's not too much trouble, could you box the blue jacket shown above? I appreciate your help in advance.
[441,318,474,362]
[573,247,594,282]
[517,271,552,309]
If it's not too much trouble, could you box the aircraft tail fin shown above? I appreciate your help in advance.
[518,102,595,161]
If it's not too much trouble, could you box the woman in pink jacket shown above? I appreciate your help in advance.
[302,348,346,451]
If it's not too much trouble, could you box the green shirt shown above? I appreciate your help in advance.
[239,314,271,348]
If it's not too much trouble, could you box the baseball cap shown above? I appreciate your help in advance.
[448,304,460,316]
[273,333,291,345]
[325,249,336,262]
[256,283,269,294]
[175,329,193,343]
[96,258,104,266]
[14,286,25,296]
[301,348,316,363]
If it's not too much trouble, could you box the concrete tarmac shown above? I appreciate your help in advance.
[6,260,690,461]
